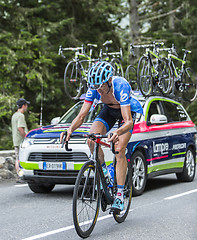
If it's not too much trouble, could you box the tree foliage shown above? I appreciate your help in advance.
[0,0,124,149]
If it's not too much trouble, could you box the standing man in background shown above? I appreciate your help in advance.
[11,98,30,181]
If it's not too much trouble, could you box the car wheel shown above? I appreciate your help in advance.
[176,148,196,182]
[131,150,147,196]
[28,182,55,193]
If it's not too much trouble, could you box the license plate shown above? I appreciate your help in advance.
[43,162,66,170]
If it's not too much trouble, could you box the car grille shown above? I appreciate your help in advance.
[28,152,89,162]
[34,170,79,177]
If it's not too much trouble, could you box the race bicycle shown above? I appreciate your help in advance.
[99,40,124,77]
[135,42,173,97]
[62,132,132,238]
[58,44,98,100]
[160,44,197,102]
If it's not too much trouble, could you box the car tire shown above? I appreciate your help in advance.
[176,148,196,182]
[130,150,147,196]
[28,182,55,193]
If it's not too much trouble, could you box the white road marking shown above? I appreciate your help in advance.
[164,188,197,200]
[21,188,197,240]
[21,214,114,240]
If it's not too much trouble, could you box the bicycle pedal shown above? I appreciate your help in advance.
[109,208,121,215]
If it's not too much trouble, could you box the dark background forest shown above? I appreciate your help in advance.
[0,0,197,150]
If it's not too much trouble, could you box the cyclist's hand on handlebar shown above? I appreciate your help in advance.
[108,132,119,143]
[60,130,72,144]
[60,132,65,144]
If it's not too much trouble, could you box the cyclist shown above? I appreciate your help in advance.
[60,61,143,213]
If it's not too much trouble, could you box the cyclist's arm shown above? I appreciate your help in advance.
[60,102,92,142]
[109,105,133,143]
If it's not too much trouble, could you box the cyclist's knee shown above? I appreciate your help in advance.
[115,145,126,156]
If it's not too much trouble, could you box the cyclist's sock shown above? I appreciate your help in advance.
[101,162,107,169]
[116,184,124,202]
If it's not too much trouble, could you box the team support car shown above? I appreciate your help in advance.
[19,95,197,195]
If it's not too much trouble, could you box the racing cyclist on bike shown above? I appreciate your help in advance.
[60,61,143,213]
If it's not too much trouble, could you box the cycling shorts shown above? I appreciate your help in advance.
[94,104,136,133]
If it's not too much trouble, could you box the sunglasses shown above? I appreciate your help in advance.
[89,83,104,90]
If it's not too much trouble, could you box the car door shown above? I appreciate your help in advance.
[146,99,171,174]
[161,100,189,170]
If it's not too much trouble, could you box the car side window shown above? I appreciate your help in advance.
[162,101,183,122]
[147,101,161,122]
[176,105,188,121]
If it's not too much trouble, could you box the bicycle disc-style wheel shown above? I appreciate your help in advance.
[110,59,124,77]
[113,161,132,223]
[182,67,197,102]
[125,65,138,91]
[159,59,173,95]
[73,161,100,238]
[137,56,152,97]
[64,61,83,100]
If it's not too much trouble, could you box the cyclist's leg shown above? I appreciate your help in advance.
[110,131,131,212]
[88,104,115,164]
[115,131,132,186]
[87,120,107,165]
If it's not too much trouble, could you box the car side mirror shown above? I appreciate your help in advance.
[150,114,167,125]
[51,117,60,125]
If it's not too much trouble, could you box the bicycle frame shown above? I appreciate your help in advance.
[63,133,116,203]
[168,53,186,79]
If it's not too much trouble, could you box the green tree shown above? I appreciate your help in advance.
[0,0,124,149]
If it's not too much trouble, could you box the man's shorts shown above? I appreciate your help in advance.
[94,104,136,133]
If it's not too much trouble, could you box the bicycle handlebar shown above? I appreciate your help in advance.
[103,40,113,46]
[61,132,119,154]
[87,43,98,48]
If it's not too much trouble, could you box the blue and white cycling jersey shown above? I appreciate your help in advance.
[85,76,143,114]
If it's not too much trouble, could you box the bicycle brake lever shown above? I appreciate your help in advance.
[61,131,72,151]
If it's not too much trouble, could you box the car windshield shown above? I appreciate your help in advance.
[59,102,104,124]
[59,99,144,124]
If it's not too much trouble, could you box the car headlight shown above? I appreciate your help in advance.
[21,138,34,148]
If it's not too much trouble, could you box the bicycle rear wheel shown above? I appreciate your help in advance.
[113,160,132,223]
[64,61,82,100]
[125,65,138,91]
[159,59,173,95]
[110,58,124,77]
[137,56,152,97]
[182,68,197,102]
[73,161,100,238]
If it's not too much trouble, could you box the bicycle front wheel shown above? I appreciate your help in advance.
[137,56,152,97]
[64,61,82,100]
[159,59,173,95]
[110,59,124,77]
[113,160,132,223]
[182,68,197,102]
[73,161,100,238]
[125,65,138,91]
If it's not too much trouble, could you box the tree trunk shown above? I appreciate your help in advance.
[169,0,175,30]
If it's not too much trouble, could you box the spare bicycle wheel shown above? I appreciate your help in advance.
[182,67,197,102]
[137,56,153,97]
[125,65,138,91]
[64,61,83,100]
